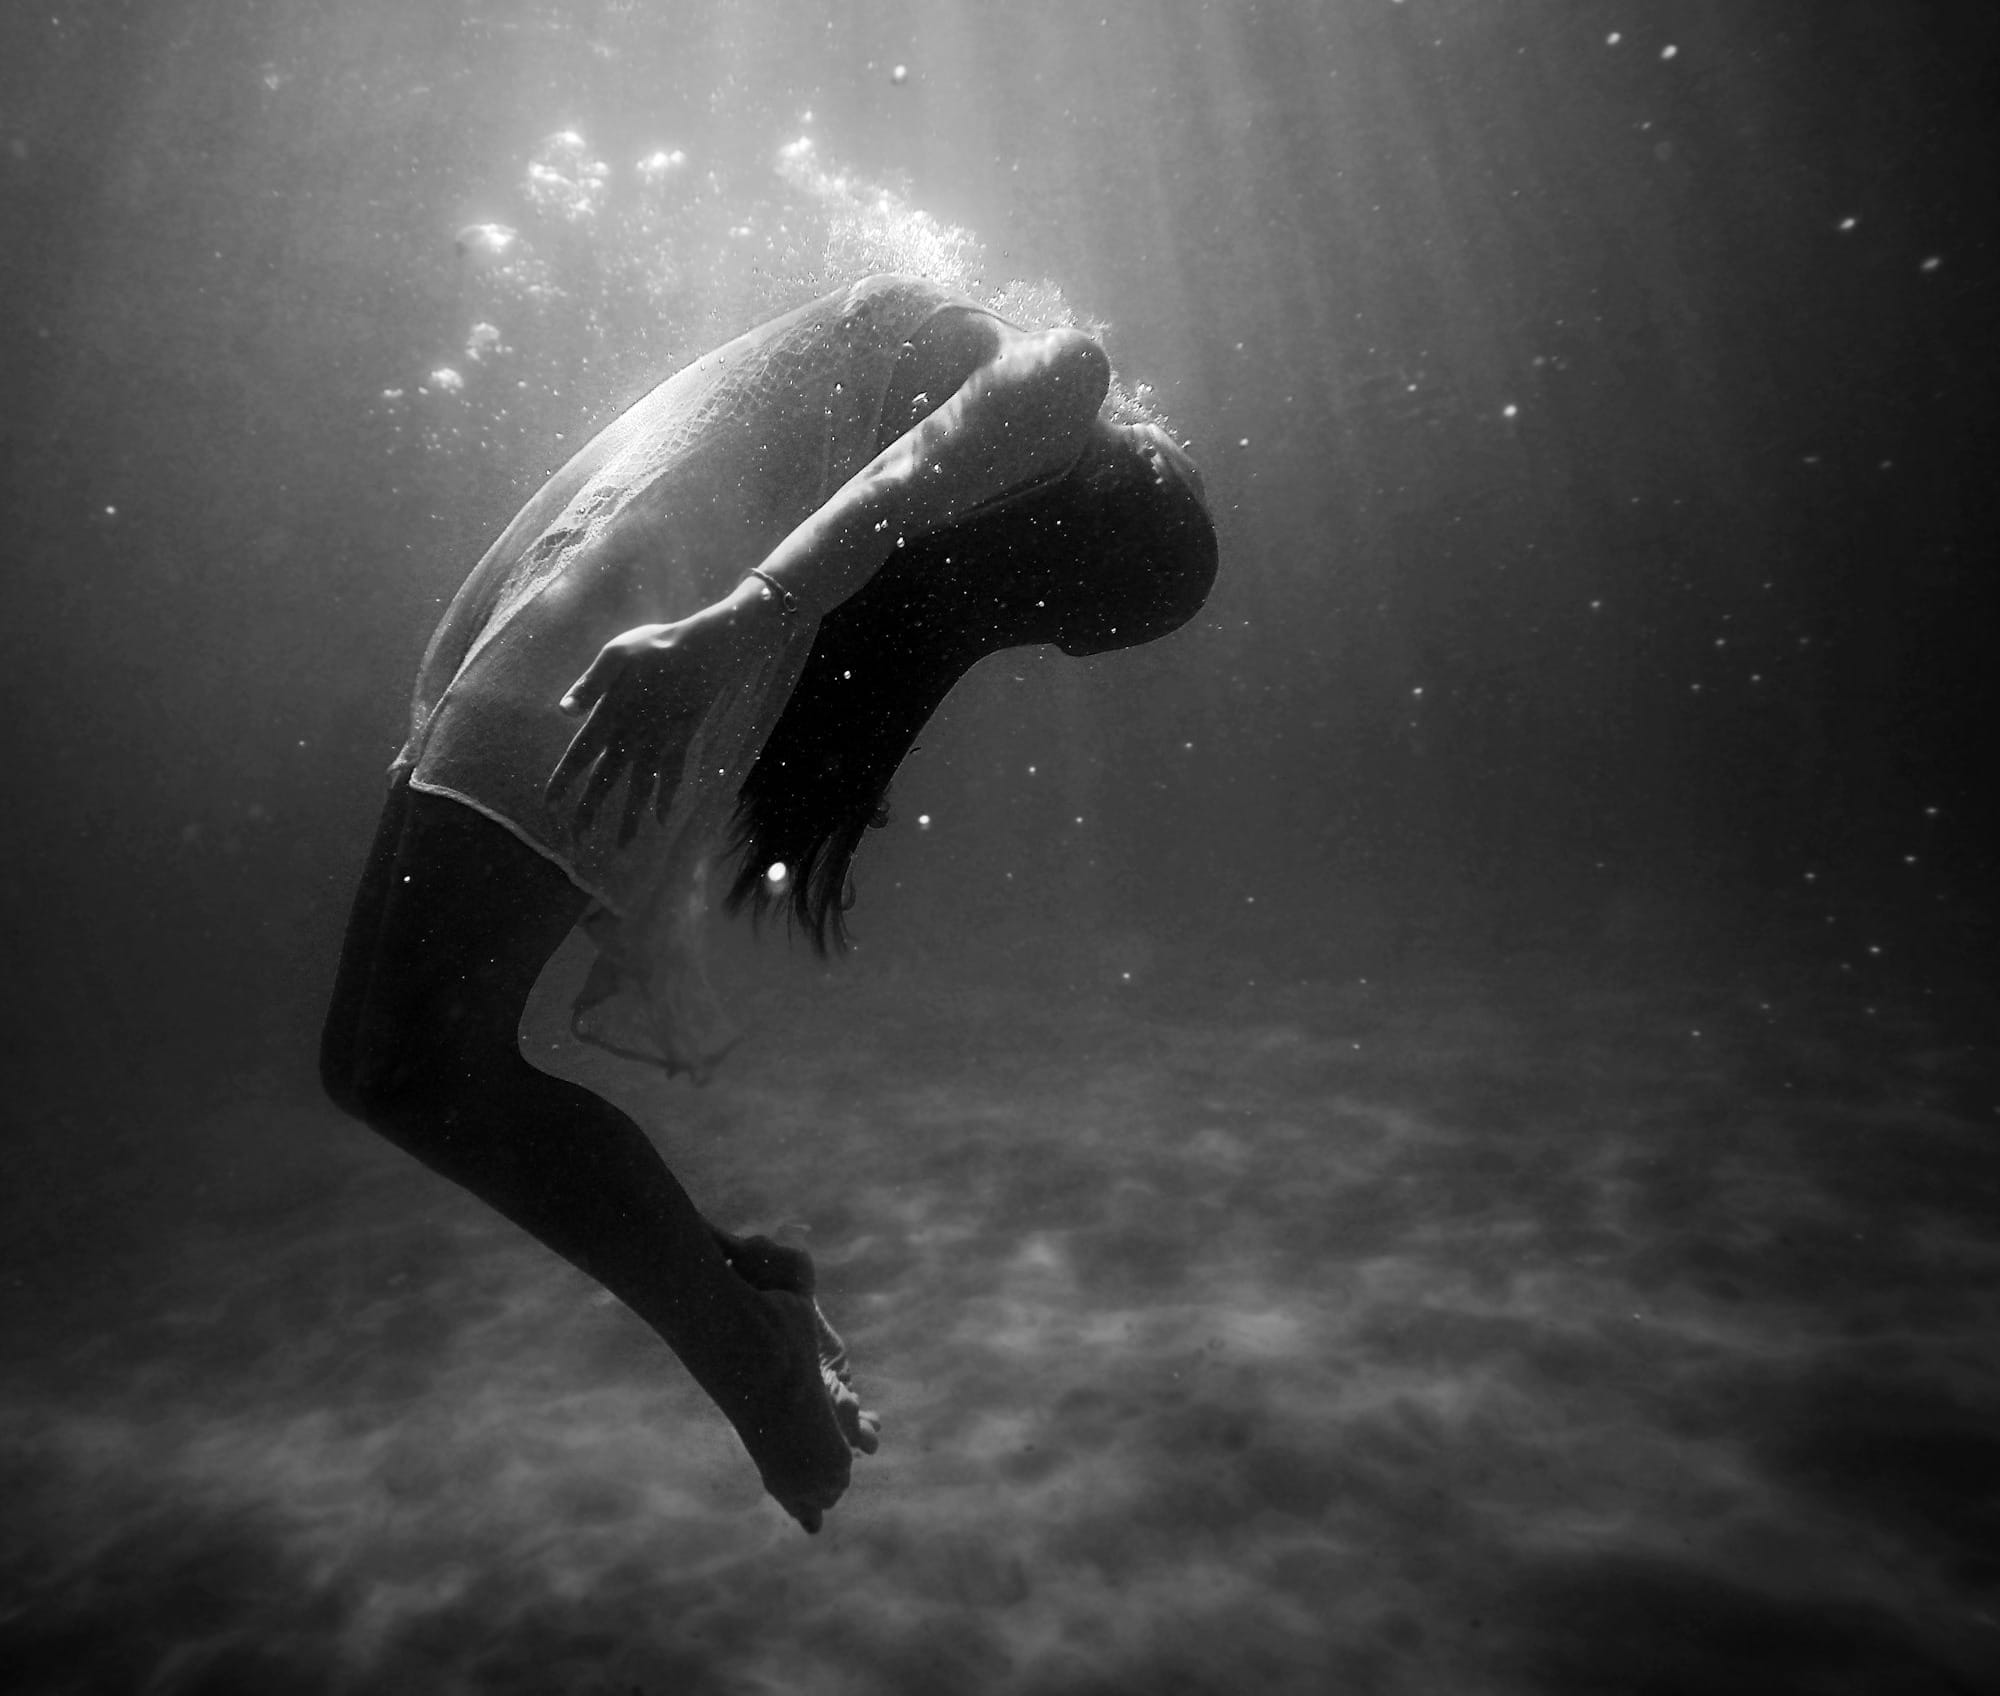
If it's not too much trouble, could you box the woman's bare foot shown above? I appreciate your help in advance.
[714,1229,875,1413]
[735,1288,881,1532]
[709,1232,880,1529]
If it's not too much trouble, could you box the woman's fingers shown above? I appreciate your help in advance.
[543,618,715,836]
[577,729,629,831]
[547,649,626,805]
[545,710,604,807]
[547,714,693,844]
[617,752,656,847]
[559,651,615,718]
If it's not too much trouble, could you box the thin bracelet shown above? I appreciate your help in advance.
[744,565,805,617]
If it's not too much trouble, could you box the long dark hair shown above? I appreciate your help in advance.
[725,425,1217,950]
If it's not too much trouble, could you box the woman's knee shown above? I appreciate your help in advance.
[319,1005,412,1127]
[318,1008,366,1120]
[320,784,585,1128]
[318,997,467,1131]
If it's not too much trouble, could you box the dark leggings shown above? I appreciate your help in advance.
[319,774,804,1426]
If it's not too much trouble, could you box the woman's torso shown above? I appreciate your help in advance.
[398,273,976,895]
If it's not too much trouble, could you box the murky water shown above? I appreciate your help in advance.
[2,3,1995,1691]
[7,933,1994,1692]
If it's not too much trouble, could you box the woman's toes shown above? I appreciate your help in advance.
[824,1369,881,1455]
[811,1301,851,1383]
[740,1290,860,1524]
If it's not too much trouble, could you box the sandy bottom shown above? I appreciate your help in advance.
[2,948,1996,1694]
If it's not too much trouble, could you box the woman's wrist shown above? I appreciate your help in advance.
[739,564,811,619]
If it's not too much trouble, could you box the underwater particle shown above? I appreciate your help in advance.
[1502,403,1518,418]
[427,367,465,394]
[455,222,519,264]
[1920,255,1943,272]
[465,321,501,361]
[890,63,909,85]
[917,814,932,830]
[765,861,790,891]
[1606,32,1621,46]
[1661,43,1678,59]
[1839,216,1858,232]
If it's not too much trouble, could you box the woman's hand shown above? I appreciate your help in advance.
[545,582,771,846]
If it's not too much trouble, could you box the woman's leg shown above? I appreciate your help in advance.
[320,775,874,1530]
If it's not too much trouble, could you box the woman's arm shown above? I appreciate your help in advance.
[744,320,1111,617]
[547,317,1110,840]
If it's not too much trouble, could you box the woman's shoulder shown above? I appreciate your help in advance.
[838,272,963,310]
[831,273,999,337]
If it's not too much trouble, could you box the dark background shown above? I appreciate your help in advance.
[4,5,1999,1692]
[2,0,1993,1153]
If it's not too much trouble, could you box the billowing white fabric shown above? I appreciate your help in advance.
[395,275,967,1079]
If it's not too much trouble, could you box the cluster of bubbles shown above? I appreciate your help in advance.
[775,136,982,288]
[524,128,610,222]
[377,127,1164,457]
[635,147,689,187]
[452,212,560,304]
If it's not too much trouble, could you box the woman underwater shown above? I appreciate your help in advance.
[321,274,1217,1532]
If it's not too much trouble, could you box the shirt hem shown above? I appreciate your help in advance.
[405,774,618,914]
